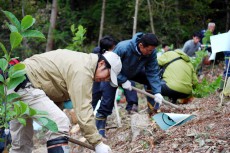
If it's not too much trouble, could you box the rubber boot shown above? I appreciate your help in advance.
[47,137,70,153]
[95,113,107,138]
[218,79,225,92]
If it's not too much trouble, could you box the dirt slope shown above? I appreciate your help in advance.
[105,93,230,153]
[33,63,230,153]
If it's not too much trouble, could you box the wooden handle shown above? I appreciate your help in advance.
[67,137,95,151]
[58,131,95,151]
[131,86,180,109]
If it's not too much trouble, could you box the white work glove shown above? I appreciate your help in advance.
[154,93,163,106]
[122,80,132,91]
[95,142,112,153]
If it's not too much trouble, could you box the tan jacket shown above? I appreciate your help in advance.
[23,49,102,146]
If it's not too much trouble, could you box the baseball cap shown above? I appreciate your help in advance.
[102,51,122,87]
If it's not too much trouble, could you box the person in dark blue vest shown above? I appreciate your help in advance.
[95,33,163,137]
[92,36,138,116]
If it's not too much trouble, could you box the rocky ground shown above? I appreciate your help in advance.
[33,63,230,153]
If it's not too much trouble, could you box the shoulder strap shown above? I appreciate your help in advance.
[159,57,182,79]
[163,57,182,69]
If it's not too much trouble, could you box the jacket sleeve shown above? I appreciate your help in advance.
[113,45,127,84]
[145,52,161,94]
[67,71,102,147]
[182,41,189,54]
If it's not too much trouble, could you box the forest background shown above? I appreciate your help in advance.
[0,0,230,60]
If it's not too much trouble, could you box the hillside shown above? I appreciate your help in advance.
[33,63,230,153]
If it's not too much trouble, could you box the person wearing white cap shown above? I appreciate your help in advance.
[9,49,121,153]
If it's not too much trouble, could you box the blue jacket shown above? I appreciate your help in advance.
[113,32,161,94]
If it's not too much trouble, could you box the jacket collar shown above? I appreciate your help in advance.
[135,45,142,55]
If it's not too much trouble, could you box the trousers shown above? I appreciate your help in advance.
[9,83,70,153]
[97,70,158,118]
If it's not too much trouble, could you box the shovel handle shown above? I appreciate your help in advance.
[67,137,95,151]
[131,86,180,109]
[58,131,95,151]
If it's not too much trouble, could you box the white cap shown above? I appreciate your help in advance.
[103,51,122,87]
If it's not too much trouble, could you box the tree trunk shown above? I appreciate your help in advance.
[147,0,155,34]
[46,0,58,52]
[98,0,106,45]
[226,0,230,31]
[133,0,139,36]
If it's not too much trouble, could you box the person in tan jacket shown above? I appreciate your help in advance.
[9,49,122,153]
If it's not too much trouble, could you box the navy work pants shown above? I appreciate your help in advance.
[96,70,158,118]
[92,81,138,112]
[161,80,189,103]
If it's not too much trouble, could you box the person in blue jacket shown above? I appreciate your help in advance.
[95,33,163,137]
[92,36,138,114]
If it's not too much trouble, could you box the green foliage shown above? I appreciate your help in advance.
[66,25,87,51]
[10,32,23,51]
[191,50,221,98]
[0,0,228,55]
[3,11,21,31]
[202,30,213,44]
[3,11,45,40]
[0,10,58,133]
[190,50,208,71]
[36,117,58,132]
[193,76,221,98]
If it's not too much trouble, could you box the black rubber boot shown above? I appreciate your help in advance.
[95,113,107,138]
[218,79,225,92]
[47,136,70,153]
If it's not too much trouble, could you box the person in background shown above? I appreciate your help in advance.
[157,44,170,57]
[158,49,198,103]
[92,36,138,114]
[201,22,215,56]
[9,50,121,153]
[202,22,216,46]
[202,22,224,64]
[95,33,163,138]
[182,32,201,57]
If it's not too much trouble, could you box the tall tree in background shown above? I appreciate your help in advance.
[98,0,106,45]
[133,0,139,36]
[46,0,58,52]
[147,0,155,34]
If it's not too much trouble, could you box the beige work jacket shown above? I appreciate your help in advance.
[23,49,102,146]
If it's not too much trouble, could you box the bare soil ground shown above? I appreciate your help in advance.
[33,63,230,153]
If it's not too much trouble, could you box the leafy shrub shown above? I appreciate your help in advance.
[0,10,58,143]
[191,50,221,98]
